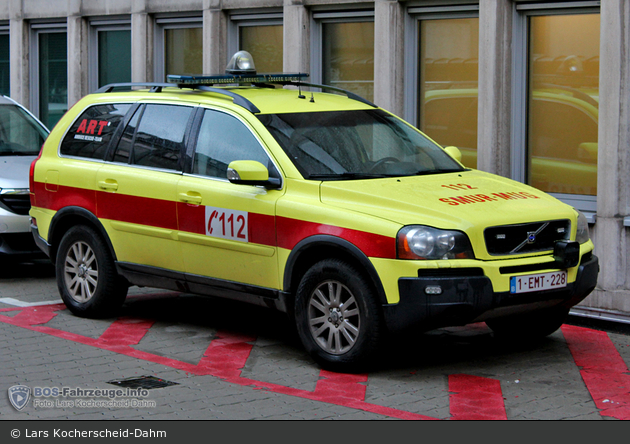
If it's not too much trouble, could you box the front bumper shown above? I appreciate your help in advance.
[383,253,599,333]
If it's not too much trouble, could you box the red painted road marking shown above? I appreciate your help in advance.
[97,316,156,346]
[0,305,437,420]
[562,324,630,420]
[313,370,368,402]
[196,331,257,379]
[11,304,630,420]
[9,305,59,325]
[448,374,507,420]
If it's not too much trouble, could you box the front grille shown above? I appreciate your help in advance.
[485,219,570,255]
[0,193,31,215]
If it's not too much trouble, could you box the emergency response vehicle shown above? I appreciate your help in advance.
[29,52,598,370]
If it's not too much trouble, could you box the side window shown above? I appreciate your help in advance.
[111,104,193,171]
[60,103,131,159]
[193,109,273,179]
[131,104,192,170]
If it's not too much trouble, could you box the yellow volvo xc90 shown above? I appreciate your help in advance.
[29,52,598,370]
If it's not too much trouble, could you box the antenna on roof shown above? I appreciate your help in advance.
[298,80,305,99]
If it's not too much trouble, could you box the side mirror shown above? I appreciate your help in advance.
[227,160,281,189]
[443,146,462,163]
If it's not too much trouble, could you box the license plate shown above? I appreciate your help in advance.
[510,271,567,294]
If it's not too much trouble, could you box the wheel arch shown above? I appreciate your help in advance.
[282,235,388,307]
[48,207,117,265]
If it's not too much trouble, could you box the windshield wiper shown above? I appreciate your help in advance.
[307,172,389,180]
[413,168,467,176]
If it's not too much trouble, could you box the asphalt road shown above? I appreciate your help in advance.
[1,258,630,421]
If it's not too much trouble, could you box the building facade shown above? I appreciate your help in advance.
[1,0,629,320]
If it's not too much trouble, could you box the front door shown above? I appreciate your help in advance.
[176,108,283,291]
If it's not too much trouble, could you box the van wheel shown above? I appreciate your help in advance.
[56,225,128,318]
[486,306,570,340]
[294,259,383,372]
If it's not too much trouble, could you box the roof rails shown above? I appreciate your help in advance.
[94,81,260,113]
[277,81,377,108]
[95,75,377,115]
[183,85,260,114]
[94,83,173,93]
[167,73,377,108]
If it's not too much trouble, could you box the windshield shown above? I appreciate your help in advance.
[257,109,464,180]
[0,105,49,156]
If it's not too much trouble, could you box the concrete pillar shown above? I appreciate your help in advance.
[283,1,309,74]
[582,0,630,313]
[477,0,513,177]
[373,0,404,117]
[67,15,88,107]
[9,19,29,107]
[131,0,153,82]
[203,1,227,74]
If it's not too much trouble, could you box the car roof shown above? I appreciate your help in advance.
[89,84,376,115]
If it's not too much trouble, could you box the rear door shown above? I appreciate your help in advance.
[96,102,194,274]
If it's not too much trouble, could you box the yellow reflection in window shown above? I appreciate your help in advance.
[419,18,479,169]
[322,21,374,102]
[528,14,599,196]
[240,25,283,74]
[165,27,202,79]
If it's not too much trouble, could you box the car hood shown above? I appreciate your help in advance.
[319,170,576,257]
[0,156,36,189]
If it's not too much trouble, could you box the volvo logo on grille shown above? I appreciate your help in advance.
[509,222,549,253]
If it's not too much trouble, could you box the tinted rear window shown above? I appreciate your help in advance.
[60,103,132,159]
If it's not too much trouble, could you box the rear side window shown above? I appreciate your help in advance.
[111,104,193,171]
[60,103,131,159]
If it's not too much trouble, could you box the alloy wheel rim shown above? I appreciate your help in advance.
[64,241,99,303]
[307,280,361,355]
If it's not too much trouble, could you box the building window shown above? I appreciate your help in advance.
[514,3,600,213]
[527,14,599,197]
[312,10,374,102]
[0,28,9,97]
[89,19,131,90]
[229,11,283,73]
[155,16,203,81]
[31,24,67,129]
[406,6,479,169]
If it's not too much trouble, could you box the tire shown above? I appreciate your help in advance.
[294,259,384,372]
[486,306,570,340]
[56,225,128,318]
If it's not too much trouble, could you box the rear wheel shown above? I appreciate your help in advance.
[56,225,128,318]
[294,259,383,371]
[486,306,570,340]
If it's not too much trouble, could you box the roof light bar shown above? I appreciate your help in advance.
[167,73,309,86]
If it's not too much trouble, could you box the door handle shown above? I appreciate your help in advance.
[98,179,118,191]
[178,192,202,205]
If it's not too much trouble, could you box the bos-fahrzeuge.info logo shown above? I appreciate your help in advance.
[8,385,156,411]
[8,385,31,411]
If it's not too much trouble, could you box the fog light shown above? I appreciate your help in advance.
[425,286,442,295]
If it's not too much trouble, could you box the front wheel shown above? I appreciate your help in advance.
[294,259,383,372]
[486,306,570,340]
[56,225,128,318]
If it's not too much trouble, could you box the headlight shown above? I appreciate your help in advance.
[397,226,475,260]
[575,209,590,244]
